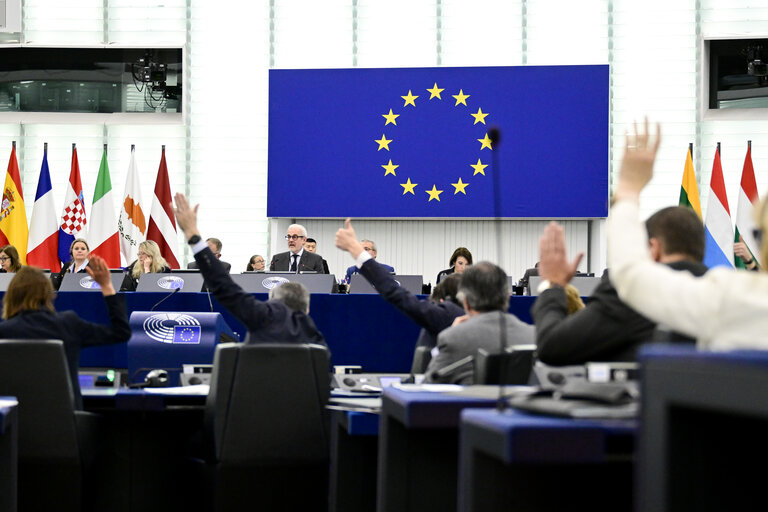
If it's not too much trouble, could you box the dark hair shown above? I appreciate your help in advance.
[248,254,264,271]
[0,245,22,273]
[431,273,463,306]
[3,266,55,319]
[305,238,317,244]
[645,206,705,263]
[457,261,509,312]
[449,247,473,267]
[269,282,310,312]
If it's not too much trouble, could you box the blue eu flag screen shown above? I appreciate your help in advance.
[173,325,201,344]
[267,65,608,219]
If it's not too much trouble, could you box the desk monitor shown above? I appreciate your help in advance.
[0,273,14,291]
[528,275,601,297]
[136,272,205,293]
[230,272,335,293]
[348,274,423,295]
[59,272,126,292]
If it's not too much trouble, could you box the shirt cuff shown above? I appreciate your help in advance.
[355,251,373,269]
[191,239,208,255]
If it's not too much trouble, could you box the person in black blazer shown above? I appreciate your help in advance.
[186,237,231,272]
[269,224,327,273]
[120,240,172,291]
[51,238,91,291]
[173,194,326,347]
[0,256,130,409]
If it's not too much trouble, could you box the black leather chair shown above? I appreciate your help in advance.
[202,342,331,511]
[0,339,103,512]
[474,345,537,385]
[410,345,433,374]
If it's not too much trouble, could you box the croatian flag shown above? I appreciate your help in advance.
[58,145,87,264]
[703,145,734,269]
[27,146,61,272]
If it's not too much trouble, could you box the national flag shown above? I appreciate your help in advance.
[58,145,87,264]
[0,143,29,263]
[27,145,60,271]
[119,146,146,265]
[679,144,702,219]
[734,142,761,268]
[146,146,180,268]
[703,145,734,269]
[89,147,121,267]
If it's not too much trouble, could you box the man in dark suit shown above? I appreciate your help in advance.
[304,237,330,274]
[187,237,231,272]
[270,224,327,273]
[173,194,325,346]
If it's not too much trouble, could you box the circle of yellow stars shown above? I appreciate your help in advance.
[374,82,493,203]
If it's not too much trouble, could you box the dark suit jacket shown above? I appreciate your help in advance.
[119,260,172,291]
[188,260,231,273]
[269,250,326,273]
[532,260,707,366]
[51,260,91,291]
[0,294,130,409]
[195,247,326,346]
[359,259,463,349]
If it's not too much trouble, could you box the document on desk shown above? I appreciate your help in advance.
[393,383,464,392]
[143,384,210,395]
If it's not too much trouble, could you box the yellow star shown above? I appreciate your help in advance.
[401,178,417,195]
[477,133,493,150]
[401,90,419,107]
[452,178,469,195]
[382,109,400,126]
[452,89,470,106]
[427,83,444,100]
[470,159,488,176]
[382,159,399,176]
[375,134,392,151]
[426,185,443,202]
[471,107,489,125]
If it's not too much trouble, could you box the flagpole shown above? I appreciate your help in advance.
[131,144,135,151]
[748,140,751,151]
[717,142,720,156]
[44,142,47,154]
[12,141,15,150]
[104,143,108,156]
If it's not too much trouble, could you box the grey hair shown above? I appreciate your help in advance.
[269,281,310,313]
[361,239,377,252]
[456,261,509,312]
[287,224,308,237]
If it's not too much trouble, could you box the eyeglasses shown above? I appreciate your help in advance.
[0,256,8,262]
[285,234,305,240]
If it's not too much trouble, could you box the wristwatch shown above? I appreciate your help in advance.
[187,234,201,245]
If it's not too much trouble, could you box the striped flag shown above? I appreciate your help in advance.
[734,142,760,268]
[146,146,180,268]
[0,143,29,263]
[118,146,146,265]
[58,145,87,265]
[679,144,702,219]
[703,145,734,269]
[89,147,121,266]
[27,145,61,271]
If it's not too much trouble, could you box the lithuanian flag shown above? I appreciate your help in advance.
[679,143,702,219]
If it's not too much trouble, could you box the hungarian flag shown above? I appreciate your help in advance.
[703,145,734,269]
[147,146,179,268]
[58,145,87,264]
[118,146,146,265]
[734,142,760,268]
[27,146,61,271]
[89,147,121,266]
[679,144,702,219]
[0,143,29,263]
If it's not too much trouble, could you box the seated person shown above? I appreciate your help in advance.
[247,254,266,271]
[187,237,231,272]
[424,262,535,385]
[0,245,22,273]
[269,224,326,274]
[304,237,330,274]
[336,219,464,349]
[174,194,326,346]
[533,206,708,366]
[0,256,130,409]
[51,238,90,291]
[734,240,759,271]
[518,262,539,294]
[344,239,394,282]
[436,247,472,284]
[120,240,171,291]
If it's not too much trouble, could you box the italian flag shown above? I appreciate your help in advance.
[734,142,760,269]
[89,148,121,266]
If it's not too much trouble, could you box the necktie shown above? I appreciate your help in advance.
[290,254,298,272]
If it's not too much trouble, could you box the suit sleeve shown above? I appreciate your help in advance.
[359,259,458,335]
[74,294,132,347]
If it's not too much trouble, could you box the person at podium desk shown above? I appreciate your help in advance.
[269,224,327,274]
[247,254,266,272]
[0,256,130,409]
[120,240,171,291]
[436,247,473,284]
[344,238,394,283]
[51,238,91,291]
[173,193,326,347]
[0,245,22,273]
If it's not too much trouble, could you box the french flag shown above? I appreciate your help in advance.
[27,145,61,272]
[58,145,87,265]
[703,145,734,269]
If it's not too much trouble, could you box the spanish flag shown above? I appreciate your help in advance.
[0,143,28,263]
[679,143,702,219]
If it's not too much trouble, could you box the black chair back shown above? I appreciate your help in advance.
[410,345,433,374]
[474,345,536,385]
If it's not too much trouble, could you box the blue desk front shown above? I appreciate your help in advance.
[459,408,635,512]
[53,292,536,373]
[0,397,18,512]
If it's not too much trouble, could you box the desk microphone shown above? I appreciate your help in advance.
[150,287,181,311]
[431,355,474,381]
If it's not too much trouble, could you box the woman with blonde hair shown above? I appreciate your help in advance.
[0,245,22,273]
[120,240,171,291]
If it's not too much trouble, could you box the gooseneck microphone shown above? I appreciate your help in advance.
[150,287,182,311]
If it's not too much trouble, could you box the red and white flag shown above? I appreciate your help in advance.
[27,146,60,271]
[118,146,146,265]
[146,146,180,268]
